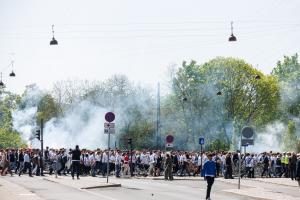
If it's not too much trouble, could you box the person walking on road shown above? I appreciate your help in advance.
[19,150,32,177]
[296,153,300,187]
[201,153,216,200]
[164,153,173,181]
[71,145,81,180]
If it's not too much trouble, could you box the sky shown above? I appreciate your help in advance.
[0,0,299,94]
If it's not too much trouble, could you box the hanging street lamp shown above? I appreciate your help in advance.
[50,25,58,45]
[228,21,237,42]
[9,61,16,77]
[0,72,5,88]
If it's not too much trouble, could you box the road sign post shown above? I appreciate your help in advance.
[104,112,115,184]
[238,126,254,189]
[165,135,174,149]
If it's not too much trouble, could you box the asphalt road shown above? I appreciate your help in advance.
[2,175,299,200]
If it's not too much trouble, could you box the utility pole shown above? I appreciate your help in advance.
[40,118,44,176]
[156,82,161,149]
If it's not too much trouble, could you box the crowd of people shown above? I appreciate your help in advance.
[1,146,300,185]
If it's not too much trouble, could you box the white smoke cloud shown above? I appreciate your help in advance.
[43,100,109,149]
[12,85,114,149]
[12,107,38,146]
[248,121,286,153]
[12,85,44,146]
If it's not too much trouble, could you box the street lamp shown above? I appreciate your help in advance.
[255,75,261,80]
[9,61,16,77]
[228,21,237,42]
[0,73,4,88]
[50,25,58,45]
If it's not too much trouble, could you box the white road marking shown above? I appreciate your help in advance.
[18,193,36,196]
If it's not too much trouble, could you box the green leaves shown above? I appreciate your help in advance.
[282,120,298,152]
[165,57,281,149]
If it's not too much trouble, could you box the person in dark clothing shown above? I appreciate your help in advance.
[172,152,179,174]
[201,153,216,200]
[71,145,81,180]
[295,154,300,187]
[164,153,173,180]
[155,153,163,176]
[225,153,233,179]
[16,150,24,174]
[289,153,297,180]
[261,153,270,178]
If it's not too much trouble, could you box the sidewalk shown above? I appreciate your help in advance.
[218,177,299,187]
[0,177,44,200]
[223,187,300,200]
[251,178,299,187]
[219,177,300,200]
[43,175,121,189]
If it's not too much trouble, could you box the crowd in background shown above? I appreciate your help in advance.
[0,146,300,185]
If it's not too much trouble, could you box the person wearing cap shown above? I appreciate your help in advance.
[201,153,216,200]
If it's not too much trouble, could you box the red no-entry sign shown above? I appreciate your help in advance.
[105,112,115,122]
[166,135,174,143]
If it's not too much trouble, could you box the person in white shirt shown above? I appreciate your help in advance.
[149,152,156,176]
[115,151,122,178]
[243,153,254,178]
[109,152,115,175]
[19,151,32,177]
[89,152,96,177]
[101,151,108,176]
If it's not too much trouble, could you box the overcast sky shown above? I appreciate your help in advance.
[0,0,299,94]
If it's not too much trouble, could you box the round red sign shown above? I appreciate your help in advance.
[105,112,115,122]
[166,135,174,143]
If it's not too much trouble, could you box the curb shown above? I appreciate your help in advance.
[43,177,121,190]
[81,183,122,189]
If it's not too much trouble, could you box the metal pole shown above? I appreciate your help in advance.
[238,133,242,189]
[41,118,44,176]
[106,131,110,183]
[156,82,160,149]
[200,144,203,170]
[130,143,133,176]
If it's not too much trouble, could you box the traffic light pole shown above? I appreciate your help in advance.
[106,129,110,183]
[41,119,44,176]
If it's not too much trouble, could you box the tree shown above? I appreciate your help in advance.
[164,57,280,150]
[0,91,25,148]
[37,94,60,123]
[282,120,298,151]
[272,54,300,119]
[272,53,300,81]
[0,128,26,148]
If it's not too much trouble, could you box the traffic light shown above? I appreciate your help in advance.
[127,138,132,145]
[36,130,41,140]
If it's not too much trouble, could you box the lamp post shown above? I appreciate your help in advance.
[228,21,237,42]
[0,61,16,90]
[50,25,58,45]
[156,82,161,149]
